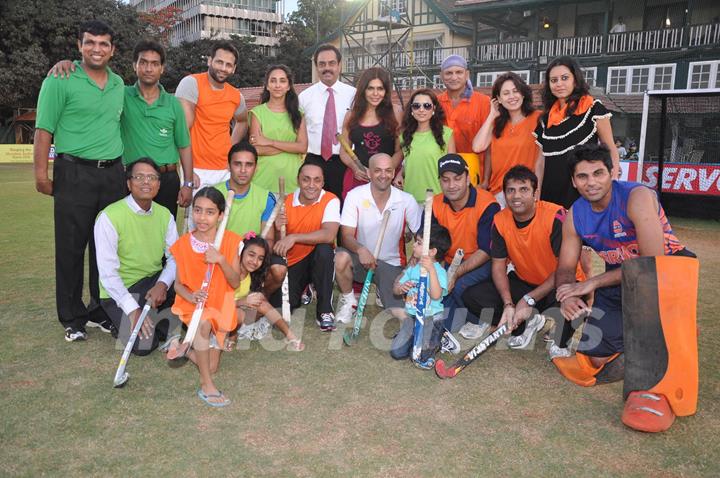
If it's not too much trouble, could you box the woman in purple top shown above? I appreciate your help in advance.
[339,67,403,199]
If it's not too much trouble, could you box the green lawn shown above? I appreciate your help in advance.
[1,163,718,477]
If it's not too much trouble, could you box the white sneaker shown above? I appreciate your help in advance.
[335,295,357,324]
[548,341,572,359]
[375,294,383,308]
[252,317,271,340]
[459,321,490,340]
[440,331,461,355]
[507,314,546,350]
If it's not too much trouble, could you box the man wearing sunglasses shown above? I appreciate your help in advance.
[94,158,180,355]
[437,55,491,187]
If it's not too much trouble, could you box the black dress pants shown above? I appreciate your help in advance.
[53,156,126,329]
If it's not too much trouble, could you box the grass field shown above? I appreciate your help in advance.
[1,163,718,477]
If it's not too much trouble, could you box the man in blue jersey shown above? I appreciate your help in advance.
[554,144,699,433]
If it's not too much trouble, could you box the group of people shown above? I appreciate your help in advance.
[33,20,699,433]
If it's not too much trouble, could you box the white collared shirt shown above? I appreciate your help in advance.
[94,195,178,315]
[341,184,421,266]
[291,189,341,223]
[298,80,356,155]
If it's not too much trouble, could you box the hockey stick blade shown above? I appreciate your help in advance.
[113,303,152,388]
[435,324,507,379]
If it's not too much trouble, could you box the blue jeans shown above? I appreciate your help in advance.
[390,312,444,361]
[443,261,492,332]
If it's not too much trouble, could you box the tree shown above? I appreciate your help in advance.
[0,0,144,110]
[138,6,184,47]
[275,0,342,84]
[163,35,267,92]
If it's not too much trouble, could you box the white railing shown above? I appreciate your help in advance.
[607,27,684,53]
[343,46,471,72]
[478,40,534,62]
[689,23,720,47]
[538,35,603,57]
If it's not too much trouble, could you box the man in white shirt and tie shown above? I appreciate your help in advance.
[299,44,356,201]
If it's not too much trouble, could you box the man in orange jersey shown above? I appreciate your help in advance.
[553,144,698,433]
[176,41,248,193]
[437,55,491,186]
[462,165,578,353]
[273,158,341,331]
[423,154,500,349]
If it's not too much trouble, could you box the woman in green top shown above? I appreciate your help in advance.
[249,65,307,193]
[397,89,456,202]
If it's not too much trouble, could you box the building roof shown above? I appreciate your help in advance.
[454,0,579,13]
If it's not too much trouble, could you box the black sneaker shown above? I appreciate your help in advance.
[65,327,87,342]
[86,317,114,334]
[316,313,336,331]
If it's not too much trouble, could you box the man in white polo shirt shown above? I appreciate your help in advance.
[334,153,421,322]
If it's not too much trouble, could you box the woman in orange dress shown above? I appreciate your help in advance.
[167,187,242,407]
[472,72,542,207]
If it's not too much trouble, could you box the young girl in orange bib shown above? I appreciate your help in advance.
[167,187,242,407]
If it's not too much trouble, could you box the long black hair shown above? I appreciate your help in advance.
[346,67,398,137]
[239,234,271,293]
[542,56,590,118]
[260,64,302,132]
[492,72,535,138]
[401,89,446,154]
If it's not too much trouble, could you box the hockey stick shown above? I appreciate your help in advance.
[278,177,291,323]
[343,209,391,346]
[336,133,368,176]
[447,248,464,284]
[435,324,508,379]
[260,199,280,239]
[113,303,152,388]
[169,188,234,360]
[412,189,434,361]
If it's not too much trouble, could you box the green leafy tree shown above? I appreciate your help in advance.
[0,0,144,110]
[275,0,342,84]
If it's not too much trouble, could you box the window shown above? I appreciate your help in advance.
[582,67,597,87]
[388,0,406,15]
[630,67,650,93]
[476,71,530,87]
[688,61,719,89]
[607,64,675,94]
[433,75,445,89]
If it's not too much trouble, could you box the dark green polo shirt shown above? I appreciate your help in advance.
[121,83,190,166]
[35,60,124,160]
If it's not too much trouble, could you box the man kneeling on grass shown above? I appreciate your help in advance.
[553,144,699,433]
[462,165,584,353]
[95,158,180,355]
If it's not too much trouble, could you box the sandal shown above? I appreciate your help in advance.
[197,388,231,408]
[285,338,305,352]
[159,334,182,353]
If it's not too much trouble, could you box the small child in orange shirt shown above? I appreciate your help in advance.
[166,187,241,407]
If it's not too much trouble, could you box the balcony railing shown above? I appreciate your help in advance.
[689,23,720,47]
[478,40,534,62]
[607,27,684,53]
[344,46,471,73]
[538,34,603,57]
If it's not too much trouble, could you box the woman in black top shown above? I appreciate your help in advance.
[339,67,402,199]
[534,56,620,208]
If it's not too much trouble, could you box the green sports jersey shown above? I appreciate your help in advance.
[35,60,124,160]
[98,199,171,299]
[402,126,453,202]
[121,83,190,165]
[214,181,270,236]
[249,103,302,193]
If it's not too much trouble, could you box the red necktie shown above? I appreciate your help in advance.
[321,87,337,161]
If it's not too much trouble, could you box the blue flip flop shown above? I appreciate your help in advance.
[197,388,231,408]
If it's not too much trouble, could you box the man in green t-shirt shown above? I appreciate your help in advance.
[214,140,287,300]
[48,40,194,220]
[95,158,180,355]
[122,40,193,219]
[34,20,127,342]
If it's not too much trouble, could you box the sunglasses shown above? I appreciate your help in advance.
[411,102,434,111]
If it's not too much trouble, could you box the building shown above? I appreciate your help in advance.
[131,0,284,49]
[326,0,474,88]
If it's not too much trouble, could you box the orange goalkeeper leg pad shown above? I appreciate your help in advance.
[622,255,699,430]
[552,352,622,387]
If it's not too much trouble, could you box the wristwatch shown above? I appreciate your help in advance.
[182,180,194,188]
[522,294,536,307]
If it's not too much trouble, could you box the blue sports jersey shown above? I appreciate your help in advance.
[572,180,683,269]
